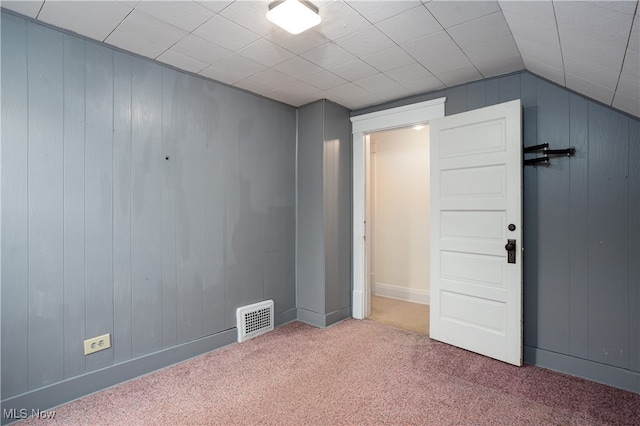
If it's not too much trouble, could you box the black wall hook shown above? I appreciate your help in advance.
[524,143,575,166]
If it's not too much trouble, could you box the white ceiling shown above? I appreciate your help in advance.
[2,0,639,117]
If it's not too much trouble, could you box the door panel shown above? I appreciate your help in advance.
[441,251,505,288]
[430,99,523,366]
[440,120,506,157]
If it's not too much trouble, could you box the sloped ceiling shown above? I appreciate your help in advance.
[2,0,638,117]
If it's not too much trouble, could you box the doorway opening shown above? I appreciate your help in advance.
[366,125,430,335]
[352,98,524,366]
[350,97,446,321]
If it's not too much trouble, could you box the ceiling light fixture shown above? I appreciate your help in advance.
[267,0,321,35]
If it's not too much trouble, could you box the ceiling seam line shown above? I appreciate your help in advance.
[170,9,230,64]
[434,16,484,80]
[401,4,454,87]
[35,0,45,20]
[342,1,447,89]
[609,3,639,107]
[550,0,567,87]
[498,4,526,66]
[102,7,135,43]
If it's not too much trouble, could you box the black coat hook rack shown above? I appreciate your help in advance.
[524,143,575,166]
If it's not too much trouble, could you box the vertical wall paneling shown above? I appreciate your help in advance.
[520,73,538,146]
[285,105,296,311]
[2,12,298,406]
[331,132,340,311]
[297,101,325,315]
[587,103,630,369]
[160,68,178,347]
[535,79,571,353]
[341,115,352,309]
[466,80,486,110]
[444,85,466,116]
[62,34,87,378]
[219,86,241,328]
[485,78,500,105]
[520,72,540,349]
[338,111,351,310]
[201,80,226,334]
[84,42,115,372]
[297,100,352,325]
[27,21,65,389]
[262,102,279,312]
[282,104,297,312]
[1,13,29,397]
[113,51,134,362]
[238,95,266,307]
[175,71,205,344]
[323,101,352,313]
[323,133,337,312]
[130,57,163,356]
[263,104,296,314]
[568,94,589,358]
[499,73,521,102]
[629,119,640,373]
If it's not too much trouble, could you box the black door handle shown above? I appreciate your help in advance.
[505,239,516,264]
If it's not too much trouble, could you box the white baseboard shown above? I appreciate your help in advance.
[374,282,430,305]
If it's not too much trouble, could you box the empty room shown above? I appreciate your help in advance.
[1,0,639,424]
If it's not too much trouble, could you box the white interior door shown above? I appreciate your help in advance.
[429,99,523,366]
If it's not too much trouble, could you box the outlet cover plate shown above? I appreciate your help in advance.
[84,333,111,355]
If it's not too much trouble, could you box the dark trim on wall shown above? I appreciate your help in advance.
[524,346,640,393]
[1,309,298,425]
[325,307,352,326]
[1,329,236,425]
[297,306,351,328]
[297,308,327,327]
[275,308,298,326]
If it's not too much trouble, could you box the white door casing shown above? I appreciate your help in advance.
[350,98,446,319]
[429,100,523,366]
[365,135,372,299]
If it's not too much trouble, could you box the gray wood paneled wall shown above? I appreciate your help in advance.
[1,12,296,402]
[353,71,640,392]
[297,100,352,327]
[322,101,352,319]
[2,7,638,415]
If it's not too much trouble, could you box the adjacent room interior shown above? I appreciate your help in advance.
[367,125,431,335]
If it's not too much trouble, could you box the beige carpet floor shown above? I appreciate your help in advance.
[369,295,429,334]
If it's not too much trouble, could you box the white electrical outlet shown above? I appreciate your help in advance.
[83,333,111,355]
